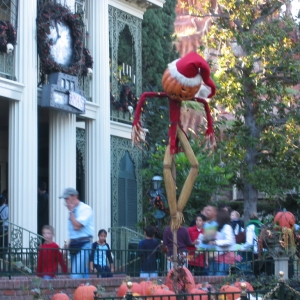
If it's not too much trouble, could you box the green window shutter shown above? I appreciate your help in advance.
[117,152,137,228]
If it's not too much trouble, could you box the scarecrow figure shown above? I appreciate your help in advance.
[132,52,216,232]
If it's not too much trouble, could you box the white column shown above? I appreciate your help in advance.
[49,111,76,247]
[9,0,38,243]
[85,0,111,241]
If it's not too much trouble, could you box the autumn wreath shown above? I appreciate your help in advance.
[37,2,93,83]
[0,21,17,54]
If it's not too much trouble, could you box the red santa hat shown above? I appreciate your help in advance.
[168,52,216,98]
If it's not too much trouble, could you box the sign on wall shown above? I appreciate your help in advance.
[41,72,86,114]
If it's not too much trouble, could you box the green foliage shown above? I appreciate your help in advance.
[187,0,300,220]
[142,0,179,91]
[140,140,234,230]
[140,0,179,152]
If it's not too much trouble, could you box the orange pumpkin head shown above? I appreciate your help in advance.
[73,284,97,300]
[162,68,200,101]
[52,292,70,300]
[161,52,216,100]
[274,210,295,229]
[219,284,240,300]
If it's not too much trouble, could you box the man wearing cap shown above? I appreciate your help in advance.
[59,187,94,279]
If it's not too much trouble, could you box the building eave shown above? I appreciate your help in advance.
[109,0,165,19]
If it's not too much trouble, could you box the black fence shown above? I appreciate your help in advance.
[93,276,300,300]
[0,246,298,280]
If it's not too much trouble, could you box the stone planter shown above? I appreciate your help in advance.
[263,234,295,279]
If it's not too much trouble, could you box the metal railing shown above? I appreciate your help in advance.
[110,108,134,124]
[0,220,43,249]
[0,247,299,280]
[109,226,144,272]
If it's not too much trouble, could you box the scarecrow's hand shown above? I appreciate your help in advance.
[131,123,146,150]
[205,133,216,151]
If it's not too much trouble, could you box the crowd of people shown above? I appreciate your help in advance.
[138,204,265,278]
[34,188,294,279]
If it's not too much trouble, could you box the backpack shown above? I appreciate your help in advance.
[246,220,263,237]
[235,225,246,244]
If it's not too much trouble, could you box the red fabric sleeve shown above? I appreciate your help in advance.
[194,97,214,136]
[133,92,168,127]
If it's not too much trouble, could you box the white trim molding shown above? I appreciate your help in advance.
[0,78,24,101]
[80,101,99,120]
[110,120,132,139]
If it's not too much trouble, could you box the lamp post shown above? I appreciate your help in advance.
[152,175,163,190]
[150,175,167,233]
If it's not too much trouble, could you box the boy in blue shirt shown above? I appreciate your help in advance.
[138,226,159,278]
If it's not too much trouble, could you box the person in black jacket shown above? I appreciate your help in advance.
[90,229,114,277]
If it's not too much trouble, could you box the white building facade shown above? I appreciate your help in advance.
[0,0,164,248]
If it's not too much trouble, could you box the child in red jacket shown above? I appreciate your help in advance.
[187,214,206,275]
[37,225,67,279]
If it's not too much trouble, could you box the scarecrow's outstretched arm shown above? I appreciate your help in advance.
[132,92,168,149]
[194,97,216,149]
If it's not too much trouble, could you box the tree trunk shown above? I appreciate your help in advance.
[242,183,258,223]
[243,80,261,223]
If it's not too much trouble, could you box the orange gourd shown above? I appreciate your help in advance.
[146,283,169,296]
[52,293,70,300]
[73,284,97,300]
[195,283,214,292]
[274,210,295,229]
[117,282,141,297]
[139,281,153,296]
[233,281,254,292]
[165,267,195,293]
[152,288,176,300]
[219,285,240,300]
[187,288,208,300]
[162,68,200,101]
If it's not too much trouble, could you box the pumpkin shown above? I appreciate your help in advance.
[139,280,154,296]
[73,284,97,300]
[166,267,195,293]
[146,283,169,296]
[274,210,295,229]
[187,288,208,300]
[195,283,215,292]
[152,288,176,300]
[52,292,70,300]
[233,281,254,292]
[162,68,200,101]
[117,282,141,297]
[219,285,240,300]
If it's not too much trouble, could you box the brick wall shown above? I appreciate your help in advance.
[0,275,226,299]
